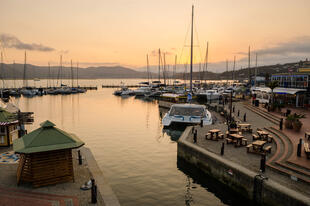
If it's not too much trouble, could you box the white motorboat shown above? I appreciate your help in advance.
[162,104,212,127]
[196,89,221,101]
[134,86,151,96]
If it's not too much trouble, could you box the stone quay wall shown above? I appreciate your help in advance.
[177,127,310,206]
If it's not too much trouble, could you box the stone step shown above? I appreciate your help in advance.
[245,103,281,121]
[244,104,279,125]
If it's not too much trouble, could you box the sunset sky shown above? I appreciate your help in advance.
[1,0,310,72]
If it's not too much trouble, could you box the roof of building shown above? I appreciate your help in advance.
[272,72,310,76]
[273,87,307,95]
[13,120,84,154]
[0,108,18,125]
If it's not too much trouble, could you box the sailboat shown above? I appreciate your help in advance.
[162,5,212,127]
[20,51,38,97]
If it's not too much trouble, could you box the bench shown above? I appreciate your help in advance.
[252,134,260,141]
[267,135,273,143]
[226,131,230,138]
[246,144,253,153]
[304,143,310,159]
[264,145,272,153]
[218,133,224,139]
[242,138,248,146]
[205,133,211,139]
[226,138,233,144]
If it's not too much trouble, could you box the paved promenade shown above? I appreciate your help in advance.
[186,101,310,197]
[0,148,105,206]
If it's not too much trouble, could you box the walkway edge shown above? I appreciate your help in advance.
[81,147,121,206]
[178,127,310,206]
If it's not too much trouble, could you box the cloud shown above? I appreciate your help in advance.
[237,36,310,56]
[149,49,175,57]
[0,33,55,52]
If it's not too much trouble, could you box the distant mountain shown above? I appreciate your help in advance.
[0,63,149,79]
[0,60,308,80]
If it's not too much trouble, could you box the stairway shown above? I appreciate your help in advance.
[264,127,310,184]
[0,187,79,206]
[243,103,281,125]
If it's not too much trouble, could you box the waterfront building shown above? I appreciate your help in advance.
[13,120,84,187]
[271,68,310,108]
[0,108,19,147]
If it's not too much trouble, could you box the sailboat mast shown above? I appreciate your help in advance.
[204,42,209,85]
[174,55,177,84]
[163,53,166,85]
[158,49,161,82]
[71,60,74,88]
[190,5,194,93]
[0,52,4,88]
[76,62,79,87]
[248,46,251,85]
[48,62,51,88]
[146,54,150,84]
[13,60,16,88]
[226,59,228,84]
[233,56,236,82]
[23,51,27,88]
[255,53,257,87]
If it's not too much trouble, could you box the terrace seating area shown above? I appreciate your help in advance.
[193,101,310,191]
[205,124,273,155]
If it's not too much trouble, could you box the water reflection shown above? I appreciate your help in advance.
[177,157,253,206]
[10,87,236,206]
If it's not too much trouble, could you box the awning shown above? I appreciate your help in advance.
[273,87,307,95]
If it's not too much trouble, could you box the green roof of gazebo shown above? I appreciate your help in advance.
[13,120,84,154]
[0,107,17,124]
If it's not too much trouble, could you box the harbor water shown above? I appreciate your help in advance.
[9,79,244,206]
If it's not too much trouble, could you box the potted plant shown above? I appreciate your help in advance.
[285,114,294,129]
[292,114,305,132]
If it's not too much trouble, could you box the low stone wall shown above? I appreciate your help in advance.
[177,127,310,206]
[81,147,121,206]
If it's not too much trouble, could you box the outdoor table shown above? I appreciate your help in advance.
[209,129,220,139]
[252,140,267,152]
[230,133,244,147]
[239,123,251,131]
[305,132,310,140]
[257,131,269,140]
[229,128,239,134]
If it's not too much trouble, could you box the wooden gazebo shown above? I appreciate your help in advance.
[13,120,84,187]
[0,108,19,147]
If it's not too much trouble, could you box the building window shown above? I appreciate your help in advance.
[0,136,4,144]
[0,127,4,133]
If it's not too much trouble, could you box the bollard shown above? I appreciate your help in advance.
[260,154,266,173]
[243,113,247,122]
[193,130,197,143]
[297,139,302,157]
[233,106,235,113]
[237,110,240,117]
[279,118,283,130]
[91,178,97,204]
[200,119,203,127]
[78,150,82,165]
[221,142,224,155]
[191,126,195,134]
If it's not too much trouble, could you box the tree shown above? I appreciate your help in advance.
[268,80,279,105]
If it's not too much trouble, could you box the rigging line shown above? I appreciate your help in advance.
[193,20,204,64]
[178,17,191,65]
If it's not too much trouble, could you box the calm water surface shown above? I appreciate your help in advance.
[9,79,244,206]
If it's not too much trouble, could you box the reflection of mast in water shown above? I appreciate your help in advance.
[185,176,194,206]
[145,102,150,129]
